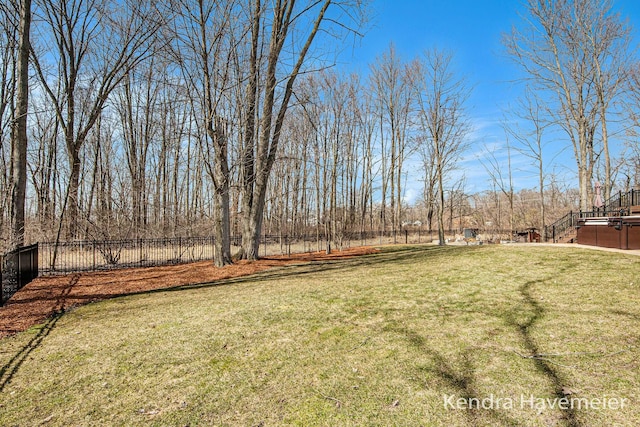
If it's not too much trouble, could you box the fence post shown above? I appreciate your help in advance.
[13,248,19,300]
[0,256,3,304]
[49,242,54,272]
[1,251,17,305]
[32,244,38,278]
[1,245,38,305]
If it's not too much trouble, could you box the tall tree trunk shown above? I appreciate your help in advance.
[210,124,232,266]
[239,0,261,260]
[601,106,611,202]
[436,159,445,246]
[66,141,81,239]
[9,0,31,249]
[239,0,332,260]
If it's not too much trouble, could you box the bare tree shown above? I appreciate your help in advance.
[0,8,14,246]
[28,96,59,239]
[414,48,471,246]
[30,0,163,238]
[369,44,414,241]
[504,0,630,211]
[480,136,515,238]
[238,0,365,260]
[585,2,632,201]
[6,0,30,250]
[444,178,469,233]
[417,135,438,234]
[169,0,237,265]
[504,87,552,235]
[356,85,377,237]
[623,64,640,190]
[115,59,163,238]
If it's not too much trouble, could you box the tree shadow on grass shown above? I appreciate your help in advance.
[504,278,580,427]
[2,245,461,340]
[0,246,475,396]
[111,245,466,299]
[388,324,522,426]
[609,309,640,322]
[0,274,79,392]
[0,312,63,393]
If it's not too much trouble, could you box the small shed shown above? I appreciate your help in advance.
[463,228,478,239]
[514,228,541,243]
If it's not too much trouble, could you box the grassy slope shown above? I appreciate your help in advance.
[0,245,638,426]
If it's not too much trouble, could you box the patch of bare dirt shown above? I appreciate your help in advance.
[0,246,379,339]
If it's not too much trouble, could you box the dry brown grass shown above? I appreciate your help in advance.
[0,244,638,426]
[0,246,379,338]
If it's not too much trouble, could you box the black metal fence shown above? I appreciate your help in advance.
[39,237,217,275]
[35,228,501,276]
[37,229,460,276]
[1,244,39,305]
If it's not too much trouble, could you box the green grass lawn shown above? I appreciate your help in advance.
[0,244,638,426]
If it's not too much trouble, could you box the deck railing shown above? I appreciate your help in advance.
[545,189,640,242]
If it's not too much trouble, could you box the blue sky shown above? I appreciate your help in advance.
[336,0,640,200]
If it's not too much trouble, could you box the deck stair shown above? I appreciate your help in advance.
[545,189,640,243]
[556,227,577,243]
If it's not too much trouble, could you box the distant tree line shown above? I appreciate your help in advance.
[1,0,640,260]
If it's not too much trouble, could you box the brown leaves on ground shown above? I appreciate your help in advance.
[0,246,379,339]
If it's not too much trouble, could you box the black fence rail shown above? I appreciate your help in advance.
[39,237,216,275]
[255,228,488,253]
[37,229,468,276]
[1,244,39,305]
[36,228,510,277]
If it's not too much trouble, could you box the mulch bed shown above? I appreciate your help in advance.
[0,246,379,339]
